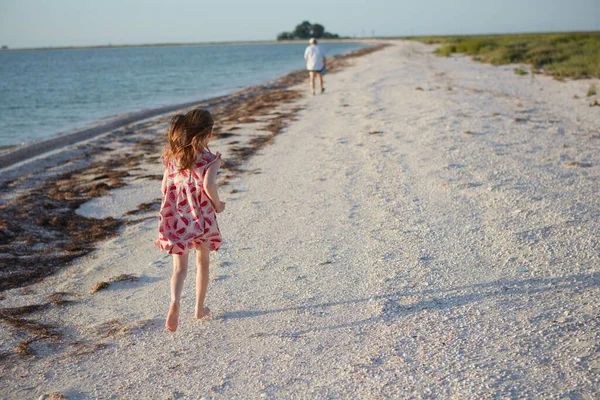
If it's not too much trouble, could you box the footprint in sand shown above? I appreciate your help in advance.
[215,261,233,268]
[457,182,482,189]
[446,163,465,169]
[565,161,592,168]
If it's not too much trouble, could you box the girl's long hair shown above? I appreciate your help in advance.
[163,108,214,171]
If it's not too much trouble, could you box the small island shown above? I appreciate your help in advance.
[277,21,340,41]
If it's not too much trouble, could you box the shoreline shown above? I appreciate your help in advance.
[0,99,217,170]
[0,42,376,170]
[0,43,388,292]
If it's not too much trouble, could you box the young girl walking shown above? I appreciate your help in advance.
[155,108,225,332]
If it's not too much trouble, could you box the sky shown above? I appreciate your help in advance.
[0,0,598,48]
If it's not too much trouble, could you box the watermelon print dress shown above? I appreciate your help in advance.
[155,151,223,254]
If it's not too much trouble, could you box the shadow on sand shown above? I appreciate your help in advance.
[219,272,600,337]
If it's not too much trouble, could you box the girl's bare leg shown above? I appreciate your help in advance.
[166,252,189,332]
[195,246,211,319]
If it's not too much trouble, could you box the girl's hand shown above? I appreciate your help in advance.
[215,201,226,213]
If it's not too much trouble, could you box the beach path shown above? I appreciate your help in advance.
[2,41,599,399]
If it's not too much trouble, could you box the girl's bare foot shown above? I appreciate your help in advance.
[166,302,179,332]
[195,306,211,320]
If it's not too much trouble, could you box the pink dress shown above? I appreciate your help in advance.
[155,151,223,254]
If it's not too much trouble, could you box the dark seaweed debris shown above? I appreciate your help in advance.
[0,43,389,293]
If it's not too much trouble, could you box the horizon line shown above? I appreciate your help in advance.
[2,29,598,52]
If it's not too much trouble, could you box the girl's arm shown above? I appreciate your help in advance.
[203,160,225,213]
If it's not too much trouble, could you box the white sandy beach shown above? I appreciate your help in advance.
[1,41,600,399]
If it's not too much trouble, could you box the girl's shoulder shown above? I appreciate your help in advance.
[195,150,221,167]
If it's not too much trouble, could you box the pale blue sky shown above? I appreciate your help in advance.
[0,0,598,48]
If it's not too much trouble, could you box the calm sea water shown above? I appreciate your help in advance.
[0,42,365,147]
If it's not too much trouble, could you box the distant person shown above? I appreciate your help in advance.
[304,38,327,95]
[155,108,226,332]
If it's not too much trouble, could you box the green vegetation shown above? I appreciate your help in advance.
[277,21,340,41]
[587,83,597,96]
[514,67,528,75]
[410,32,600,79]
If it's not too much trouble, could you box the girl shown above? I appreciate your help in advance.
[155,108,225,332]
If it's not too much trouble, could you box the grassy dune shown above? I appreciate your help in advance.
[410,32,600,79]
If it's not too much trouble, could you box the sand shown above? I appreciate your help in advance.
[1,40,599,399]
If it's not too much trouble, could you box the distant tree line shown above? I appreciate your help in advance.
[277,21,340,41]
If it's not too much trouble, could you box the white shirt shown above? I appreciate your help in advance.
[304,45,326,71]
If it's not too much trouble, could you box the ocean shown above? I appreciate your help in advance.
[0,42,365,148]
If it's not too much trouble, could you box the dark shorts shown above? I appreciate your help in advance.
[307,69,323,73]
